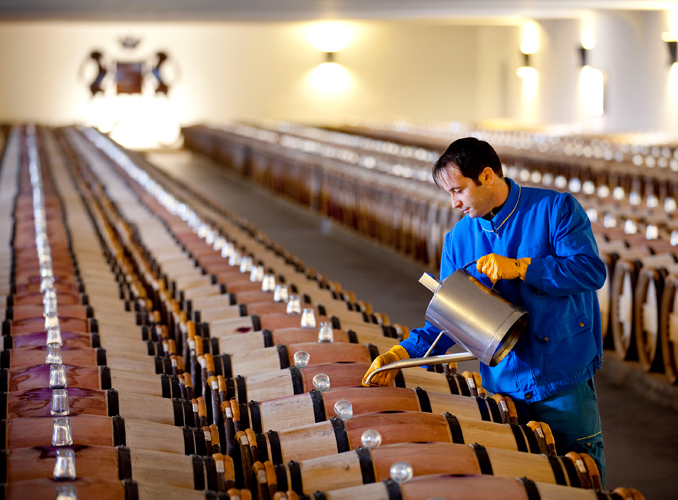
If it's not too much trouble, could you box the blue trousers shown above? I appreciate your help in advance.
[512,378,606,488]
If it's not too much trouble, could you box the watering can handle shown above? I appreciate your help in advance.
[461,260,477,274]
[462,259,498,292]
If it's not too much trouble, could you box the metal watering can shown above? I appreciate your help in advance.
[364,261,529,384]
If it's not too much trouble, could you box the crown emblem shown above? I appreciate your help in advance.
[119,35,141,50]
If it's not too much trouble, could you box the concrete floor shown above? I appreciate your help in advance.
[147,150,678,500]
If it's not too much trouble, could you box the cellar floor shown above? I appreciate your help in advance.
[148,150,678,500]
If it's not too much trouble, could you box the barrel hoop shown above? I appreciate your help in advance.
[251,315,261,331]
[267,430,284,464]
[95,347,108,366]
[445,373,459,394]
[289,366,304,395]
[288,460,304,494]
[194,311,202,324]
[100,366,112,390]
[236,375,248,403]
[194,428,207,456]
[112,415,126,446]
[85,305,94,318]
[89,332,100,348]
[204,456,218,491]
[521,424,541,454]
[302,293,310,303]
[219,284,227,294]
[225,377,236,400]
[239,304,248,317]
[346,330,358,343]
[0,450,5,482]
[475,397,490,422]
[330,417,350,453]
[256,433,269,462]
[249,401,263,434]
[367,344,379,361]
[444,413,465,444]
[183,427,195,455]
[467,444,491,475]
[309,389,327,422]
[290,284,298,293]
[239,402,250,430]
[274,463,289,492]
[0,351,9,370]
[317,305,327,316]
[362,312,370,323]
[394,370,406,388]
[170,375,181,399]
[547,456,568,486]
[146,341,157,356]
[201,322,211,339]
[116,446,133,480]
[1,320,9,336]
[141,325,151,341]
[226,293,235,305]
[509,424,528,453]
[89,318,99,333]
[106,389,120,417]
[330,316,341,330]
[154,356,169,375]
[122,479,138,500]
[220,354,233,379]
[384,479,403,500]
[172,398,184,426]
[414,387,432,413]
[486,398,502,423]
[518,477,542,500]
[355,446,376,484]
[262,329,274,348]
[562,456,581,487]
[2,336,12,350]
[0,419,5,450]
[183,399,195,428]
[456,375,471,396]
[277,344,290,369]
[192,455,206,490]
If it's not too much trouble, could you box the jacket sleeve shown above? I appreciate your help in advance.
[400,229,457,358]
[523,192,606,297]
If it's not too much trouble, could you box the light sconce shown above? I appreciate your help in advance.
[663,33,678,66]
[307,21,353,93]
[517,21,538,79]
[517,53,537,79]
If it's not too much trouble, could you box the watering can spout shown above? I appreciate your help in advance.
[419,273,440,293]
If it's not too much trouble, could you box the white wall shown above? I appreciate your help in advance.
[0,21,482,129]
[0,16,676,138]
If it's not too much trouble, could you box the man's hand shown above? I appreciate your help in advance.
[362,345,409,386]
[477,253,531,284]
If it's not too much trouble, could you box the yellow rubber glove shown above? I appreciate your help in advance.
[362,345,409,387]
[476,253,531,284]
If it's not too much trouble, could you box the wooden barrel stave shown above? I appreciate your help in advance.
[324,474,607,500]
[660,273,678,384]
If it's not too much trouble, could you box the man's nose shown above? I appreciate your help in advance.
[451,196,462,209]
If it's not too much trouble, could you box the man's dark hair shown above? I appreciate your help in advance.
[432,137,503,186]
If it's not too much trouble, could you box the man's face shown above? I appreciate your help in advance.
[438,165,495,218]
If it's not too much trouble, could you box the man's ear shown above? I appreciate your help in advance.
[480,167,494,185]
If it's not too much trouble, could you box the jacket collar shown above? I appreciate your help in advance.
[476,177,520,236]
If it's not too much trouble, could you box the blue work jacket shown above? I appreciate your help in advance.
[401,178,606,403]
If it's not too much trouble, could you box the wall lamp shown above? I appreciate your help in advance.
[307,21,352,92]
[517,21,538,79]
[663,33,678,66]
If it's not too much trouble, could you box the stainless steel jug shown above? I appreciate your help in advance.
[419,261,528,366]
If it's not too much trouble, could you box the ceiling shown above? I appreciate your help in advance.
[0,0,674,22]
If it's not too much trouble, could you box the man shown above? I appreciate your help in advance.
[363,137,607,484]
